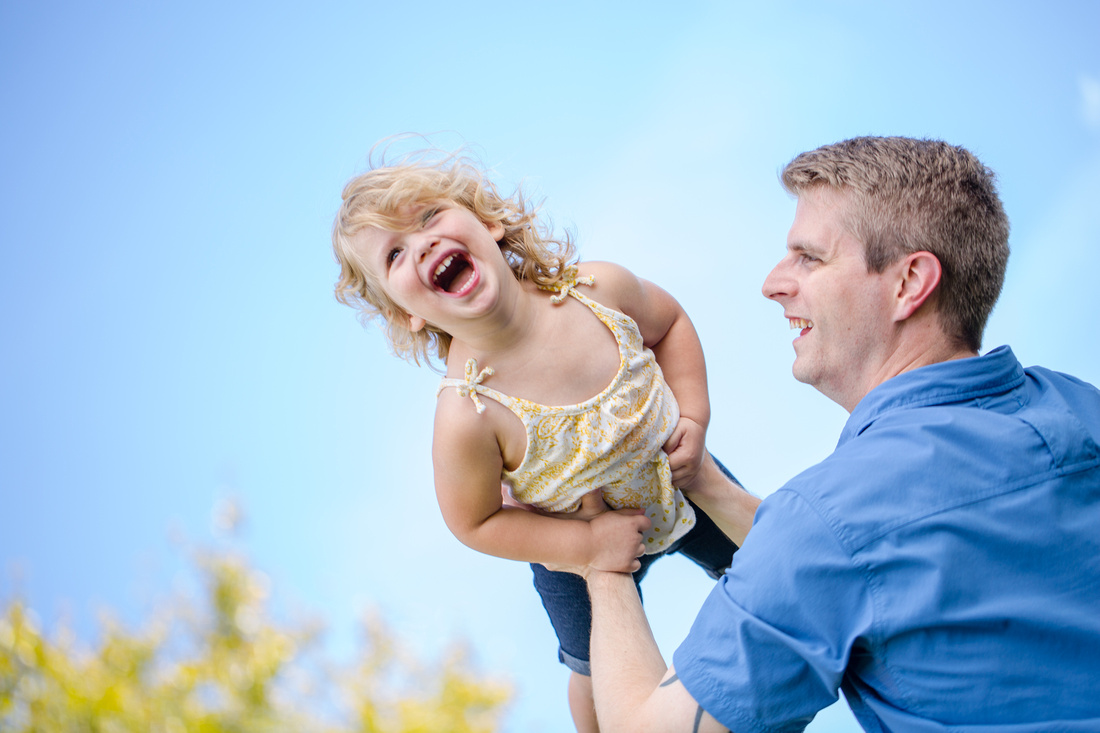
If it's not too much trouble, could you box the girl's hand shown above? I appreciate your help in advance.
[664,417,707,488]
[543,491,651,576]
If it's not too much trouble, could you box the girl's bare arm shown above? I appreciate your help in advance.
[431,390,649,571]
[580,262,711,485]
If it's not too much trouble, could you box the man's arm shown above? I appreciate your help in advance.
[587,570,730,733]
[551,491,754,732]
[679,452,760,546]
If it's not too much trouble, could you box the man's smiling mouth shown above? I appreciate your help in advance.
[432,253,476,294]
[788,318,813,330]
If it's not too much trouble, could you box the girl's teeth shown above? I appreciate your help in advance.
[434,255,454,279]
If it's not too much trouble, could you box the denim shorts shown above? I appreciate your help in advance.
[530,457,741,676]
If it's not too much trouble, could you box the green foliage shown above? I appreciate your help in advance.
[0,550,509,732]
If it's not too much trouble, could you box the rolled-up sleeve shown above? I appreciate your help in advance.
[673,488,873,733]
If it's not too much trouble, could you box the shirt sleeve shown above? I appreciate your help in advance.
[672,486,874,733]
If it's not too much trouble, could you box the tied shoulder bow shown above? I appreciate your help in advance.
[455,358,495,414]
[540,266,596,305]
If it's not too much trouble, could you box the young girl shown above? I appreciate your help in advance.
[332,148,739,732]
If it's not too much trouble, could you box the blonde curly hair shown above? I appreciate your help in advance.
[333,147,576,366]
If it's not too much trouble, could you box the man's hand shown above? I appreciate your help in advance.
[586,504,651,573]
[664,416,707,488]
[543,491,651,576]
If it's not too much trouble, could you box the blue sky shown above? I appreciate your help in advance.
[2,2,1098,731]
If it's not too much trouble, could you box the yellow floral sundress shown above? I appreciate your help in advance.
[437,276,695,552]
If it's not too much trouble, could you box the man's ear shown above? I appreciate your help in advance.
[894,251,942,322]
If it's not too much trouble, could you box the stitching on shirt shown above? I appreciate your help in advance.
[785,457,1100,721]
[677,562,847,733]
[747,488,884,727]
[847,363,1026,439]
[775,488,932,718]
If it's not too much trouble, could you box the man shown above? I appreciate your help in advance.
[575,136,1100,732]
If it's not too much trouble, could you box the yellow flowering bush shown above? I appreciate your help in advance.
[0,549,509,732]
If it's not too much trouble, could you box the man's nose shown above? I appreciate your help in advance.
[762,259,793,301]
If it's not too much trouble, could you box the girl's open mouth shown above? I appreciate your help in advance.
[433,253,476,294]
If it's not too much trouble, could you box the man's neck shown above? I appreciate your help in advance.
[842,323,979,413]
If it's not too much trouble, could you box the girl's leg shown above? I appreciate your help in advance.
[568,671,599,733]
[531,560,658,732]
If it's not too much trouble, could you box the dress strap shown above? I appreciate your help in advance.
[539,265,595,305]
[446,357,495,415]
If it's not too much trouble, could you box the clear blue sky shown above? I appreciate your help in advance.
[2,2,1098,731]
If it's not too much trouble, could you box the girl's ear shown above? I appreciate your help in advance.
[486,219,506,242]
[387,306,427,333]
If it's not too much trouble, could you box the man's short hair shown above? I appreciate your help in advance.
[782,136,1010,351]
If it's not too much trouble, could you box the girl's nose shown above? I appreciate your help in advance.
[414,235,437,262]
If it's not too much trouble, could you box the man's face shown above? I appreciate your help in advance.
[762,187,899,412]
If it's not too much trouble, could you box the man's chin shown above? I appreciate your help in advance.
[790,360,816,387]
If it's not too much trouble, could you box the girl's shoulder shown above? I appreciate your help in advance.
[576,259,636,283]
[433,358,523,470]
[576,258,651,312]
[575,260,648,313]
[433,371,502,447]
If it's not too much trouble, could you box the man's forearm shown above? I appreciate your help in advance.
[587,571,729,733]
[684,453,760,546]
[587,571,670,730]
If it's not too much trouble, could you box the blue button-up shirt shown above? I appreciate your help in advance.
[675,346,1100,732]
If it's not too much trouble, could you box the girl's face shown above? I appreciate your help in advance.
[352,201,507,334]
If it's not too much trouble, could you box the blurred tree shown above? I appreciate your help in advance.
[0,546,509,732]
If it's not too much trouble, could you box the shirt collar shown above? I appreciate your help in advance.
[839,345,1026,445]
